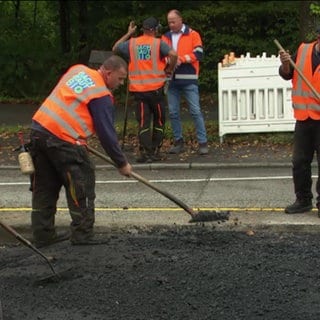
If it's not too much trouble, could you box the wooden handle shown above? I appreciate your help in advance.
[274,39,320,101]
[0,221,31,245]
[86,145,196,217]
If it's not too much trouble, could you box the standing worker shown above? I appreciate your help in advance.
[29,55,132,247]
[279,27,320,215]
[161,9,208,155]
[112,17,178,163]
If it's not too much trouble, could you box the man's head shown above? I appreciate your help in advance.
[99,55,127,90]
[142,17,161,33]
[167,9,183,33]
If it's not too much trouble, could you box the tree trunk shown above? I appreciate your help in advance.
[33,0,37,26]
[13,0,20,23]
[299,0,312,41]
[78,0,88,64]
[59,0,71,53]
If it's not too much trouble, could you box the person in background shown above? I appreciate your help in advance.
[279,27,320,216]
[29,55,132,247]
[112,17,178,163]
[161,9,208,155]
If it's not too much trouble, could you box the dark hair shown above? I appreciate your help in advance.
[102,55,127,71]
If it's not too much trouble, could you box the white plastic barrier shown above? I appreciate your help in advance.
[218,52,295,143]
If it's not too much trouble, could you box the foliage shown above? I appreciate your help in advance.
[0,117,292,147]
[0,0,313,100]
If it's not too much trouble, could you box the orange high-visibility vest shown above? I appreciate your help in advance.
[292,41,320,120]
[33,64,112,144]
[128,35,166,92]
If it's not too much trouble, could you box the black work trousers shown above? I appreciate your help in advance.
[133,89,166,155]
[292,118,320,206]
[29,130,96,243]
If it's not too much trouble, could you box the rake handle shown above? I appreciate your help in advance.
[274,39,320,101]
[121,78,130,149]
[86,145,196,218]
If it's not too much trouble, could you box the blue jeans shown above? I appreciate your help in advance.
[167,83,207,144]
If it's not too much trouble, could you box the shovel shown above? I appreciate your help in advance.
[274,39,320,100]
[87,145,230,223]
[0,298,2,320]
[121,78,130,150]
[0,220,63,283]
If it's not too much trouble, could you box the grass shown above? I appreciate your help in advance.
[115,119,293,145]
[0,94,294,147]
[1,118,294,147]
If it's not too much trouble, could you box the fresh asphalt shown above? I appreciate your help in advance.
[1,103,320,241]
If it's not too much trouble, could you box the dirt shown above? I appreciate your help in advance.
[0,129,293,167]
[1,227,320,320]
[0,98,294,166]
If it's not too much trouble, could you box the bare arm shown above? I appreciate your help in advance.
[278,49,294,80]
[279,49,291,74]
[165,49,178,76]
[112,21,137,52]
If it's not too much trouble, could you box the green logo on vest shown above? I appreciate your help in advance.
[67,71,95,94]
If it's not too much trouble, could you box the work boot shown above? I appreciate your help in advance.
[284,199,313,214]
[151,154,161,161]
[136,153,152,163]
[198,142,209,155]
[151,148,166,161]
[168,139,184,154]
[317,204,320,218]
[33,230,70,248]
[71,235,110,246]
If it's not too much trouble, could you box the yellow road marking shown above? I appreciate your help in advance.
[0,207,316,212]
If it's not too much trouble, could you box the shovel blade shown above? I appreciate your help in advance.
[189,210,230,223]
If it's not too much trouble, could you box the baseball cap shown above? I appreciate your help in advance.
[142,17,160,30]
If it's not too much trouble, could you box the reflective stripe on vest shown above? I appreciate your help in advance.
[175,74,198,80]
[128,36,166,91]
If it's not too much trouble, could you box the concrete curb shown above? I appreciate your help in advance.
[0,162,294,171]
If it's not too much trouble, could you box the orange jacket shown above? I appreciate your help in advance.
[292,41,320,120]
[33,64,112,144]
[128,35,166,92]
[161,25,202,84]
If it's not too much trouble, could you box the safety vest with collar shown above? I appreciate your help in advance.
[128,35,166,92]
[33,64,112,144]
[292,41,320,120]
[161,25,203,82]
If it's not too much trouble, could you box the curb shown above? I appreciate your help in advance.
[0,162,294,171]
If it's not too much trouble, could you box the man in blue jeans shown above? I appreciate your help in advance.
[161,9,208,155]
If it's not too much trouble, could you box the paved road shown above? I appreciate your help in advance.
[0,104,38,126]
[1,166,320,244]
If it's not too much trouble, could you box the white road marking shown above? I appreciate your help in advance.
[0,175,299,186]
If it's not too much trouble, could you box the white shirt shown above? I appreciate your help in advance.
[171,24,185,51]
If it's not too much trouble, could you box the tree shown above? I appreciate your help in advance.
[0,0,312,99]
[59,0,71,54]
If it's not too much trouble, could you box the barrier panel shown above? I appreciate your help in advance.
[218,52,295,143]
